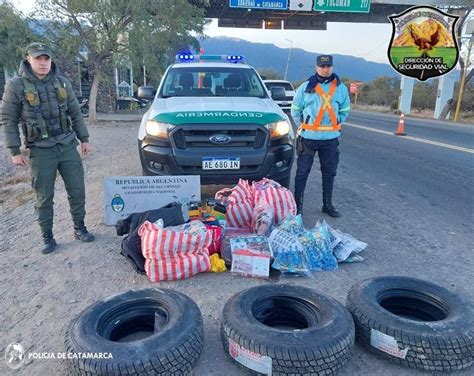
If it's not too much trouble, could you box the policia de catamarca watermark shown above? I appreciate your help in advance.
[4,342,113,370]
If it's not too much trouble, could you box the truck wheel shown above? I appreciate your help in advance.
[221,284,354,375]
[347,276,474,372]
[65,288,203,375]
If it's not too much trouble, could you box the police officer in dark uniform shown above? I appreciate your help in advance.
[1,42,94,253]
[291,55,351,217]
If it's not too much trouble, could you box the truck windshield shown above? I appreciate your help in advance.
[159,67,268,98]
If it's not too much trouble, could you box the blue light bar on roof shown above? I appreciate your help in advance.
[176,53,195,62]
[226,55,244,63]
[175,54,245,63]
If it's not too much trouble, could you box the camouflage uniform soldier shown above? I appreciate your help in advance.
[1,42,94,254]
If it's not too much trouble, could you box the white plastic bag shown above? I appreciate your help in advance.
[333,231,367,262]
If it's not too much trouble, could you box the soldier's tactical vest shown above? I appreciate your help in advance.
[21,77,71,142]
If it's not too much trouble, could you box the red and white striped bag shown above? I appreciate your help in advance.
[138,221,211,282]
[215,179,254,228]
[252,178,296,225]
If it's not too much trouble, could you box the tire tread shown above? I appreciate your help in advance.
[347,283,474,372]
[221,287,355,375]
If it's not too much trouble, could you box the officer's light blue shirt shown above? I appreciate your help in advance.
[291,80,351,140]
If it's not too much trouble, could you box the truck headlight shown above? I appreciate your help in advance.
[266,120,290,138]
[145,120,175,138]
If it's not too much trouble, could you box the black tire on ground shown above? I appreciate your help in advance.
[346,276,474,372]
[221,284,355,375]
[65,288,204,375]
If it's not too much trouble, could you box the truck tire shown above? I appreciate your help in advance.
[221,284,354,375]
[65,288,203,375]
[346,276,474,372]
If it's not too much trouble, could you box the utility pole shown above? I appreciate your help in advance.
[454,19,474,122]
[284,38,293,81]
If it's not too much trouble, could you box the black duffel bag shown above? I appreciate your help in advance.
[116,203,185,273]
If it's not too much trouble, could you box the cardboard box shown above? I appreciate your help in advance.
[230,236,272,278]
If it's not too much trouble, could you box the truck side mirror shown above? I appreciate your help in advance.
[270,86,286,101]
[137,86,155,100]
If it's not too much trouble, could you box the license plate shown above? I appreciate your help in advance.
[202,157,240,170]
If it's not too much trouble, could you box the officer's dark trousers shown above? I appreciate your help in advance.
[294,137,340,202]
[29,142,86,233]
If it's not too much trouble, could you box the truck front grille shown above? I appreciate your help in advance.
[172,124,267,149]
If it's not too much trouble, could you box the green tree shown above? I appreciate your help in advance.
[258,67,283,80]
[412,80,437,110]
[359,76,400,107]
[0,1,34,73]
[292,78,310,89]
[34,0,208,122]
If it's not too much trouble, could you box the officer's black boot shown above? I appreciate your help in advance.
[41,231,57,254]
[74,221,95,242]
[294,192,304,215]
[322,179,340,218]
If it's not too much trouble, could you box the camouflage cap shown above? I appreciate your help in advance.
[26,42,53,58]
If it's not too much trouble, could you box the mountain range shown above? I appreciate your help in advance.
[393,19,455,48]
[199,37,398,82]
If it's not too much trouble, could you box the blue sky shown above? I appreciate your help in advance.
[13,1,472,65]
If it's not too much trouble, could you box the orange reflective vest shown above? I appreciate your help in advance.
[301,80,341,132]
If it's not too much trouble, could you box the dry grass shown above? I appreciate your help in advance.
[353,104,396,115]
[13,188,36,206]
[1,171,34,207]
[3,173,30,186]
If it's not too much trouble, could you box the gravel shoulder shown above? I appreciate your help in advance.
[1,119,472,376]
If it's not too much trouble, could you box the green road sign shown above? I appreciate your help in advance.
[313,0,371,13]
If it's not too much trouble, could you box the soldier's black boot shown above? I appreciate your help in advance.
[41,231,57,254]
[322,191,340,218]
[294,192,304,215]
[74,221,95,242]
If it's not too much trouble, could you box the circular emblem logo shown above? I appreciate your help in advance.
[5,343,26,370]
[387,6,459,81]
[111,194,125,212]
[210,134,231,144]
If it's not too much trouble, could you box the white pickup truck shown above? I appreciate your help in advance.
[137,54,295,187]
[263,80,296,114]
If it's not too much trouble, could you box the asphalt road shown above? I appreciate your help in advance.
[342,110,473,231]
[347,110,474,149]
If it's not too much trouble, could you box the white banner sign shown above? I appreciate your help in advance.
[103,176,201,225]
[290,0,312,11]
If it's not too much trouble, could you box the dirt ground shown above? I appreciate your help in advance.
[1,119,472,376]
